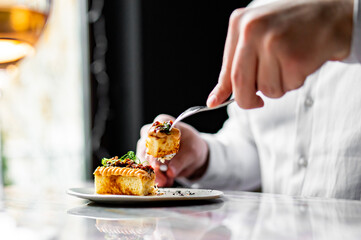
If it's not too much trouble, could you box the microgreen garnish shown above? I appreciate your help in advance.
[101,151,145,166]
[141,160,150,166]
[101,158,109,166]
[120,151,138,162]
[158,121,172,134]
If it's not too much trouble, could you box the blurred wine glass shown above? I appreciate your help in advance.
[0,0,52,195]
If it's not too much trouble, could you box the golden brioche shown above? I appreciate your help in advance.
[93,152,156,196]
[146,120,181,162]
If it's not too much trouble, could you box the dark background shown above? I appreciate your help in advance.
[88,0,252,174]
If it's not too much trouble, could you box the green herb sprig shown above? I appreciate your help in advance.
[159,121,172,134]
[101,151,143,166]
[120,151,140,163]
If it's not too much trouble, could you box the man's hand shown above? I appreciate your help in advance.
[136,114,209,187]
[207,0,353,109]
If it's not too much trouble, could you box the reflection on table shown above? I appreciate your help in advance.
[1,189,361,239]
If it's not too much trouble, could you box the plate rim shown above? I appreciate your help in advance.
[67,187,223,202]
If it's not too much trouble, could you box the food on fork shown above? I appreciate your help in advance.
[146,120,181,163]
[93,151,157,196]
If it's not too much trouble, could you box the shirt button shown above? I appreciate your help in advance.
[298,157,308,167]
[304,97,313,107]
[298,203,308,214]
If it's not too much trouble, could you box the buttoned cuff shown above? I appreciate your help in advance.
[344,0,361,63]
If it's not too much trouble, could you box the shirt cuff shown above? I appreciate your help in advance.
[344,0,361,63]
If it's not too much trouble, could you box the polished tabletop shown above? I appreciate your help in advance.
[1,186,361,240]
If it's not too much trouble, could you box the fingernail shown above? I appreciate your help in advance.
[207,94,217,107]
[159,164,168,172]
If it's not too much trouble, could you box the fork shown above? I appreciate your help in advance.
[169,98,235,130]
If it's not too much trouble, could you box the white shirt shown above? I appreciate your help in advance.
[190,0,361,200]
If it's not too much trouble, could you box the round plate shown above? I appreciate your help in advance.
[67,187,223,203]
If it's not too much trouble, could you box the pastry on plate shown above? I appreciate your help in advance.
[93,151,157,196]
[146,120,181,163]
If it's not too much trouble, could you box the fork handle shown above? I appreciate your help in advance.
[170,98,234,130]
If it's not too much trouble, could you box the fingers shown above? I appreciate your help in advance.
[146,147,181,187]
[207,8,244,108]
[140,124,151,138]
[167,156,185,178]
[168,125,209,179]
[153,114,175,123]
[208,8,263,109]
[278,56,306,92]
[209,4,318,109]
[148,156,175,187]
[155,165,174,187]
[231,40,264,109]
[257,37,284,98]
[154,165,172,187]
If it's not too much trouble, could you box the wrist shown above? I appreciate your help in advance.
[187,140,210,180]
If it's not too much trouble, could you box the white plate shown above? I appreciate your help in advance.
[67,187,223,203]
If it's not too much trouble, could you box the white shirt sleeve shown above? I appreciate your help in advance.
[343,0,361,63]
[188,103,261,191]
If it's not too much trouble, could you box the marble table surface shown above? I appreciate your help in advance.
[1,187,361,240]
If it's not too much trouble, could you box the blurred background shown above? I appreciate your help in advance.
[1,0,252,190]
[89,0,251,172]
